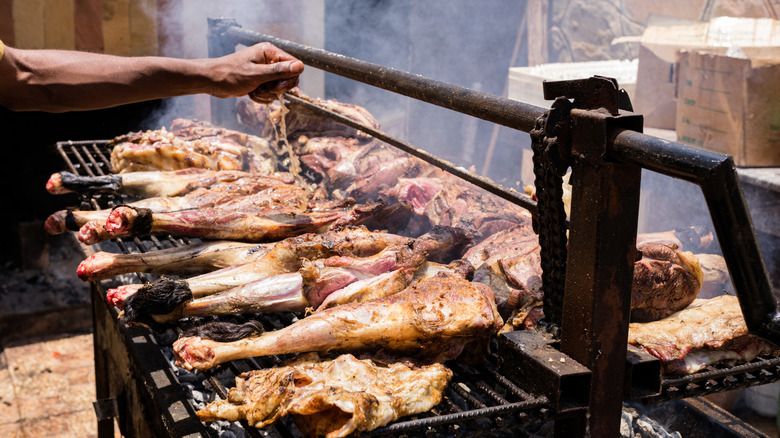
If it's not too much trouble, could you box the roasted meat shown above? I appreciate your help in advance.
[45,174,299,235]
[173,271,502,371]
[110,119,276,174]
[237,89,380,141]
[196,353,452,438]
[45,168,278,197]
[463,227,704,328]
[628,295,778,375]
[630,242,703,322]
[87,199,409,245]
[108,226,468,311]
[78,241,270,282]
[124,244,427,324]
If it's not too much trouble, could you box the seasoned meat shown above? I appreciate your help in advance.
[628,295,778,374]
[197,353,452,438]
[173,271,502,371]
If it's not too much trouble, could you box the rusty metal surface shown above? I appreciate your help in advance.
[497,330,589,414]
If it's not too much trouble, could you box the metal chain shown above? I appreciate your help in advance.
[530,109,569,327]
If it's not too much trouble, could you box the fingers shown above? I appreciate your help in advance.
[248,77,299,104]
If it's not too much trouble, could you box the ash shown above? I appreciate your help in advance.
[0,233,90,317]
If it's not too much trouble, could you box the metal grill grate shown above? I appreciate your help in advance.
[61,140,557,437]
[58,139,780,436]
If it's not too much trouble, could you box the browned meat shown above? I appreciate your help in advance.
[196,353,452,438]
[95,200,410,245]
[110,119,276,174]
[628,295,779,375]
[464,227,704,327]
[78,241,270,281]
[46,168,296,198]
[107,226,465,310]
[46,174,299,235]
[630,242,703,322]
[173,272,502,371]
[124,245,427,325]
[237,89,380,141]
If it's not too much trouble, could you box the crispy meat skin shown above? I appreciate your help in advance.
[628,295,779,374]
[173,272,502,371]
[197,353,452,438]
[110,119,276,174]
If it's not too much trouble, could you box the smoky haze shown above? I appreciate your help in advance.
[141,1,775,294]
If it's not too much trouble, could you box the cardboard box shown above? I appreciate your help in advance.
[508,59,638,109]
[675,47,780,167]
[633,16,780,130]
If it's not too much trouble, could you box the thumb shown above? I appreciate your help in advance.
[263,60,304,78]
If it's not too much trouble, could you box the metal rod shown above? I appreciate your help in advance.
[219,24,545,133]
[284,93,538,214]
[611,129,780,344]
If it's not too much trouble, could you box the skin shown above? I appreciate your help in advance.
[0,42,304,112]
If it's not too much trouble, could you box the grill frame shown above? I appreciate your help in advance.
[61,141,558,437]
[55,20,778,435]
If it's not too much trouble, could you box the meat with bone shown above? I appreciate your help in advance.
[46,174,300,235]
[628,295,779,375]
[97,200,411,244]
[78,241,270,282]
[108,226,468,310]
[46,168,293,197]
[173,271,502,371]
[127,244,426,325]
[237,88,380,141]
[110,119,276,174]
[196,353,452,438]
[463,226,704,327]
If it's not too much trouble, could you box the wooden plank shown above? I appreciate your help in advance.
[102,0,130,56]
[74,0,103,52]
[526,0,548,66]
[12,0,45,49]
[0,0,15,46]
[43,0,75,50]
[129,0,157,56]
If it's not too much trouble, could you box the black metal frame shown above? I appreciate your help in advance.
[205,18,779,438]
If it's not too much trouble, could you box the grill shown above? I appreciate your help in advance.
[53,17,780,438]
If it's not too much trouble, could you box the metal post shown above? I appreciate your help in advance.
[556,109,643,437]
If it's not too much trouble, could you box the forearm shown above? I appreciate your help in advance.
[0,47,214,112]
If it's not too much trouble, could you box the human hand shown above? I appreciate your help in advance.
[208,42,304,103]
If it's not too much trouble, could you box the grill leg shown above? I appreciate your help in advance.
[92,282,115,438]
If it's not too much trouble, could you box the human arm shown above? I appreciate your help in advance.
[0,42,303,112]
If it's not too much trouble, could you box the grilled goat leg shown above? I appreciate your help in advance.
[102,201,403,243]
[173,272,502,371]
[45,168,275,197]
[78,241,270,281]
[121,245,426,321]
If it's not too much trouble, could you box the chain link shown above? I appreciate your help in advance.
[531,110,569,327]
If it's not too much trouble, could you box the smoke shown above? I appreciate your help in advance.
[140,2,775,293]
